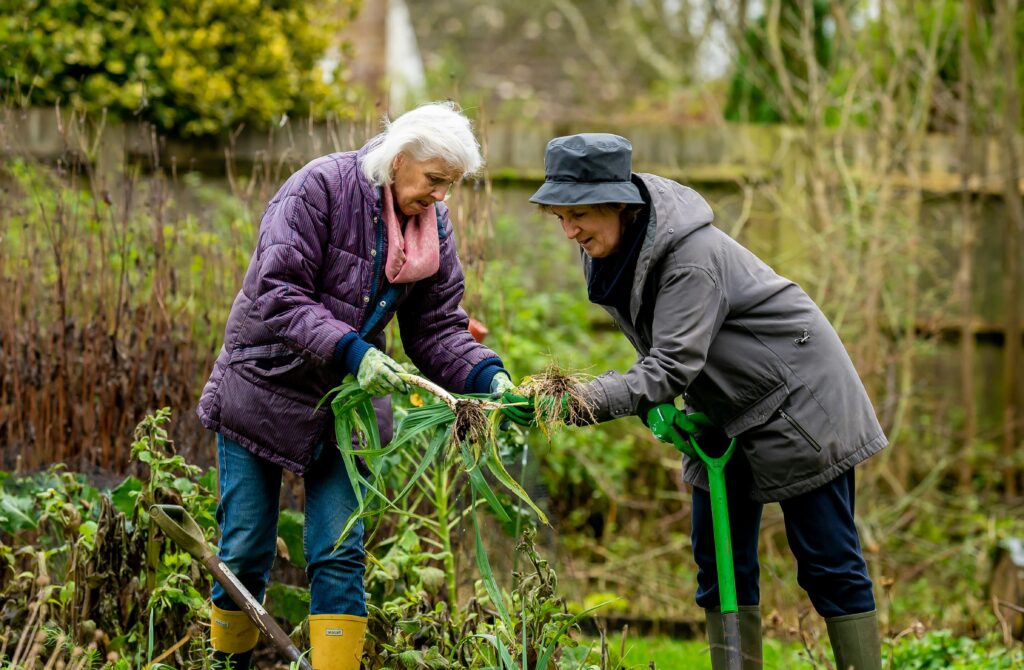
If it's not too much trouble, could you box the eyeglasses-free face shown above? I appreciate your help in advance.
[390,154,461,217]
[549,203,627,258]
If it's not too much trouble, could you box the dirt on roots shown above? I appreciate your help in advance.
[517,364,596,427]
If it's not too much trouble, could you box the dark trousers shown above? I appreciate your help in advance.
[691,455,875,618]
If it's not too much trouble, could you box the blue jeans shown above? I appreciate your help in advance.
[212,434,366,616]
[691,454,875,618]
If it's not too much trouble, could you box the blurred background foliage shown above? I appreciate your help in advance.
[0,0,360,135]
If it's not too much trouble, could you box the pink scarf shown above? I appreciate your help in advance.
[382,185,440,284]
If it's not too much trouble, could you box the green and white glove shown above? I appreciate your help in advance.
[489,372,515,398]
[356,348,408,396]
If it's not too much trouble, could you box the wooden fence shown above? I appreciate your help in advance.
[1,107,1021,484]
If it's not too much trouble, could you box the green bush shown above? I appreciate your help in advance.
[0,0,358,136]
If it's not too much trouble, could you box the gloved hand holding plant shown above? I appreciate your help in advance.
[355,348,408,396]
[498,366,593,429]
[489,372,516,398]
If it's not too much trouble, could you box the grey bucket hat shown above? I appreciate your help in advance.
[529,133,645,206]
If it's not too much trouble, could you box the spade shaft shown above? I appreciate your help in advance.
[149,504,312,670]
[647,405,741,670]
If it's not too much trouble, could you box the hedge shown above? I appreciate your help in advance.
[0,0,359,136]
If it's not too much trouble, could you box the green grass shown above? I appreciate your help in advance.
[575,635,811,669]
[578,631,1024,669]
[618,636,709,668]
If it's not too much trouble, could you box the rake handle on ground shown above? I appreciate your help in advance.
[149,504,313,670]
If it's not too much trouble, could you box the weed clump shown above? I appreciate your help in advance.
[517,363,596,428]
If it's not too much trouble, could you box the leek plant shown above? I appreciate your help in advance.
[324,370,562,656]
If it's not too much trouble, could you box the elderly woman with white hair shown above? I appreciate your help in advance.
[196,102,515,669]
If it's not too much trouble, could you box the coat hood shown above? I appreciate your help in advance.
[628,173,715,321]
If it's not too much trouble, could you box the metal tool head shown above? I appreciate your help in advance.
[150,504,214,561]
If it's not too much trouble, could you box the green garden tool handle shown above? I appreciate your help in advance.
[149,505,313,670]
[676,409,713,437]
[698,444,742,670]
[646,405,742,670]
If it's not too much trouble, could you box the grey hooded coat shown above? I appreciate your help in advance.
[578,173,887,502]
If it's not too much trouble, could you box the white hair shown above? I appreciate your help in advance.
[360,101,484,186]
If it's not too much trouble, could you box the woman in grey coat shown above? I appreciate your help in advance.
[503,133,885,670]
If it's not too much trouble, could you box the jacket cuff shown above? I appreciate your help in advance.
[578,372,633,423]
[464,357,506,394]
[334,333,374,376]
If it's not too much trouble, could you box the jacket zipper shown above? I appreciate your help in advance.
[779,409,822,452]
[361,210,385,335]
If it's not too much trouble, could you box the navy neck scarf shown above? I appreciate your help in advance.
[587,183,651,310]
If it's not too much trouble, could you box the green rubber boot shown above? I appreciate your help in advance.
[706,606,763,669]
[826,610,882,670]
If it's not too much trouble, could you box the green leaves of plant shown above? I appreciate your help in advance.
[484,439,548,526]
[0,489,36,532]
[326,377,560,662]
[110,476,142,517]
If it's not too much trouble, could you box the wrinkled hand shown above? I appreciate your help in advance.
[489,372,515,398]
[356,348,408,396]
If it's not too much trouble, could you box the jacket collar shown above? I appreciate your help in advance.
[355,135,386,212]
[626,173,715,323]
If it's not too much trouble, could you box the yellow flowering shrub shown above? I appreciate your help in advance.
[1,0,358,136]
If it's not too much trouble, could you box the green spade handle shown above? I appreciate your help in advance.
[647,405,742,669]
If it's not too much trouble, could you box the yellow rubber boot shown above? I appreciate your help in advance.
[210,604,259,668]
[309,614,367,670]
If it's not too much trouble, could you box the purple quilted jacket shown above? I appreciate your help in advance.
[196,140,504,475]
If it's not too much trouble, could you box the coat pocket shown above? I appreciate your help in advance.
[216,365,328,469]
[721,381,789,437]
[230,342,299,369]
[779,408,822,452]
[741,386,831,493]
[229,343,322,402]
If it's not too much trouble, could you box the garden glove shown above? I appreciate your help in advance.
[647,405,711,444]
[489,372,515,399]
[647,406,732,457]
[676,410,712,437]
[356,348,408,396]
[500,392,570,427]
[499,391,535,427]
